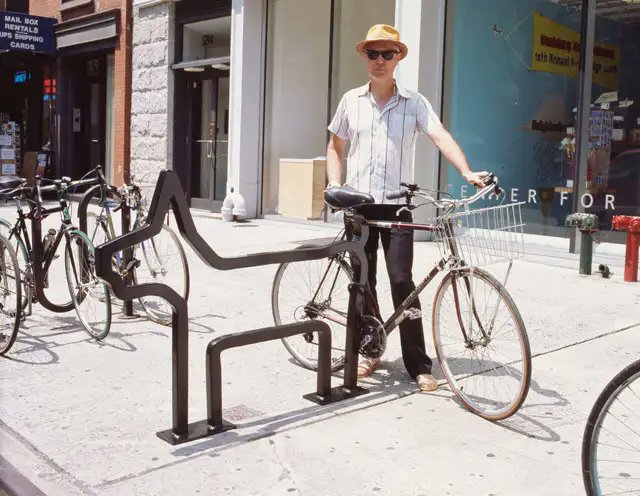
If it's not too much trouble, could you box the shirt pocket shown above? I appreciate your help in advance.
[388,113,417,140]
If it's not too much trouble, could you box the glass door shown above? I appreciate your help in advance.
[188,70,230,210]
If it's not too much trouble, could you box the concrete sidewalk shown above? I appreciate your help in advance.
[0,211,638,495]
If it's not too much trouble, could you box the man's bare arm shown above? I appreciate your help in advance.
[428,121,487,187]
[326,133,346,187]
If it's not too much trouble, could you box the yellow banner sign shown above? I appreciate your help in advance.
[531,12,620,90]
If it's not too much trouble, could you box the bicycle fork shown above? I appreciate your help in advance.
[454,261,513,347]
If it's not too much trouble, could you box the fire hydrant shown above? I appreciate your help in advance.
[565,213,599,275]
[612,215,640,282]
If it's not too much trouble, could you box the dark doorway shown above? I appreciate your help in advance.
[58,52,108,179]
[183,69,229,210]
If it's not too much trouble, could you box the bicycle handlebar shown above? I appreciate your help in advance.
[386,173,502,210]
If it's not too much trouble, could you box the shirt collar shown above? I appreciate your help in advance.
[357,80,414,99]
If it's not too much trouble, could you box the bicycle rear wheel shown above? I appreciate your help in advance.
[0,233,21,355]
[64,230,111,340]
[582,359,640,496]
[432,267,530,421]
[272,256,352,372]
[133,224,189,325]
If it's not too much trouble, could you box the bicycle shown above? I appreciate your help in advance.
[0,231,22,355]
[581,359,640,495]
[0,175,111,344]
[272,175,531,420]
[80,168,189,326]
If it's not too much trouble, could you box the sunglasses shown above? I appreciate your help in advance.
[365,49,399,61]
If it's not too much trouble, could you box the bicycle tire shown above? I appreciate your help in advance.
[133,224,189,326]
[432,267,531,421]
[272,256,352,373]
[64,230,111,340]
[0,233,22,355]
[582,359,640,495]
[0,219,29,310]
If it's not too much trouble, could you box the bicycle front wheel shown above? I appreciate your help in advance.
[582,359,640,496]
[272,256,352,372]
[0,233,21,355]
[64,231,111,340]
[133,224,189,325]
[432,268,531,421]
[0,220,30,310]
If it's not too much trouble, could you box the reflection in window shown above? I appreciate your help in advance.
[444,0,640,238]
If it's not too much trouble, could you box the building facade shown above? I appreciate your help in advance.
[29,0,132,185]
[129,0,640,242]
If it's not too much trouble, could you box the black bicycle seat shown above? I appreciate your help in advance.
[324,186,375,210]
[0,176,23,190]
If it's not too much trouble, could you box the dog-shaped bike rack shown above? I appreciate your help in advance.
[94,170,369,445]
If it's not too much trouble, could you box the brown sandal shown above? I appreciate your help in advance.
[416,374,438,392]
[357,358,380,378]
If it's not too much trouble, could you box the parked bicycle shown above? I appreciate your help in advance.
[582,359,640,495]
[80,168,189,325]
[272,175,531,420]
[0,175,111,352]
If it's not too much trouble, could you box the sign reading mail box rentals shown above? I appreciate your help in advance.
[0,11,55,54]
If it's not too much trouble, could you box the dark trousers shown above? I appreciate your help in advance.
[357,205,432,378]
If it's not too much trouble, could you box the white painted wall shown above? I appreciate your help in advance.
[262,0,331,214]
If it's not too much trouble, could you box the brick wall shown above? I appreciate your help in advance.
[29,0,133,185]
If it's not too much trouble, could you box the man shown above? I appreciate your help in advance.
[326,24,487,392]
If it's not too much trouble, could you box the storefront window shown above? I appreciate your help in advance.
[329,0,396,114]
[262,0,395,216]
[443,0,583,237]
[262,0,331,214]
[182,16,231,62]
[585,14,640,236]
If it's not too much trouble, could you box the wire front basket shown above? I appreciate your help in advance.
[435,202,525,269]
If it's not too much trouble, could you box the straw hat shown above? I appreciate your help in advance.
[355,24,408,60]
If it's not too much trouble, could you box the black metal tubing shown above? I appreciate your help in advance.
[157,320,335,444]
[94,170,369,444]
[77,184,135,317]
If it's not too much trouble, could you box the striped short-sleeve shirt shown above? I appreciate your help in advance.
[328,82,441,204]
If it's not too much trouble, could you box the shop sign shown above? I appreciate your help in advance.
[0,12,55,54]
[531,12,619,91]
[453,184,618,211]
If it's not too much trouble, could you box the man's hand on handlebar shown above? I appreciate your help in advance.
[463,170,491,188]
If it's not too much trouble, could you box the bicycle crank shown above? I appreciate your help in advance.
[358,315,387,359]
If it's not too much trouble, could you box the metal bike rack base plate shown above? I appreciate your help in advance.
[303,385,369,405]
[156,419,237,445]
[116,311,142,320]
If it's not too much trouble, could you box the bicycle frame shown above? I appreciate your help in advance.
[310,213,493,347]
[5,194,76,313]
